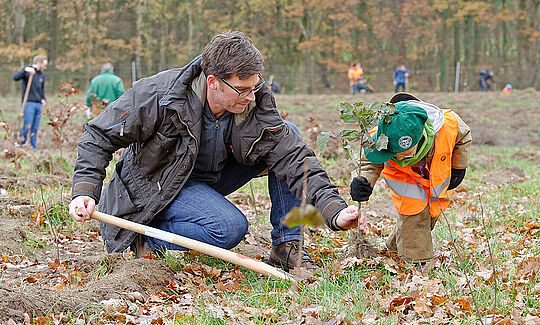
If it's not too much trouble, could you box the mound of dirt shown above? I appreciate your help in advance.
[349,231,379,258]
[0,255,176,323]
[483,166,526,185]
[514,150,540,162]
[471,154,501,169]
[470,123,524,146]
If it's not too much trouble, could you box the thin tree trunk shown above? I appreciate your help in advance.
[473,21,479,65]
[186,1,194,56]
[501,0,508,59]
[85,0,93,88]
[135,0,145,78]
[438,11,448,91]
[11,0,26,44]
[516,0,527,83]
[159,22,167,70]
[48,0,58,88]
[453,21,461,85]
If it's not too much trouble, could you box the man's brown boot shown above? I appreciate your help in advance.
[267,240,319,272]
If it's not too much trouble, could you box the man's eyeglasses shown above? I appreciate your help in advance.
[219,73,265,98]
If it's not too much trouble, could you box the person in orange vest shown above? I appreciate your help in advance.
[347,63,364,95]
[349,92,472,265]
[501,84,512,93]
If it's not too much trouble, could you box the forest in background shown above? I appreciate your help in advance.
[0,0,539,95]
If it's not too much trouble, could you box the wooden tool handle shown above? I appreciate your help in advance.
[91,210,298,282]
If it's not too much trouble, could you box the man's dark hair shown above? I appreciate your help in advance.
[201,31,264,80]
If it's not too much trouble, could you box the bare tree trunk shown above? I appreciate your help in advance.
[453,21,461,85]
[297,16,313,93]
[438,11,448,91]
[85,0,93,88]
[186,1,194,56]
[516,0,528,87]
[135,0,145,78]
[11,0,26,44]
[47,0,59,88]
[501,0,508,59]
[159,23,167,71]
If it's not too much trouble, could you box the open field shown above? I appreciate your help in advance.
[0,90,539,324]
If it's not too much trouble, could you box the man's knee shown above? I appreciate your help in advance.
[211,213,249,249]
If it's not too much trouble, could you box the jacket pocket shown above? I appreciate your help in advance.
[102,173,140,217]
[137,132,180,177]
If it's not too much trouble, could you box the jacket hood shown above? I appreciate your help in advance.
[406,100,444,133]
[157,55,204,107]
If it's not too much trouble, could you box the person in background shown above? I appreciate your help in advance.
[478,69,495,91]
[501,84,512,93]
[349,92,471,267]
[12,55,48,149]
[69,31,359,272]
[86,62,125,110]
[268,74,281,94]
[393,64,409,93]
[347,63,364,95]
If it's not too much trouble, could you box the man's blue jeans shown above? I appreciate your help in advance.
[146,125,302,252]
[395,82,406,93]
[20,101,42,149]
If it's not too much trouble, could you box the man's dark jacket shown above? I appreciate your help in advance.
[12,66,46,103]
[72,56,347,253]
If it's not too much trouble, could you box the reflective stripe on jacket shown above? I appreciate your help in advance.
[381,110,459,217]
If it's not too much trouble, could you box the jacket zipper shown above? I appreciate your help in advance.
[211,119,220,168]
[157,110,198,192]
[120,121,125,136]
[104,120,126,135]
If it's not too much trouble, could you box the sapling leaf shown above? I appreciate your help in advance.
[283,204,325,229]
[316,132,332,151]
[338,102,357,123]
[360,132,375,150]
[339,129,359,141]
[355,108,374,122]
[368,101,386,112]
[342,143,352,160]
[375,134,389,150]
[386,102,396,115]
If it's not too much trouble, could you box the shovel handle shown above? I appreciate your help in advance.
[21,73,34,110]
[90,210,298,283]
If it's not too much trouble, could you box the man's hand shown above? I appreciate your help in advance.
[350,177,373,202]
[24,67,36,75]
[335,205,367,233]
[69,196,96,222]
[41,99,46,106]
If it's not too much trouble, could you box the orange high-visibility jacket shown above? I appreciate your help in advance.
[347,67,364,85]
[380,110,459,217]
